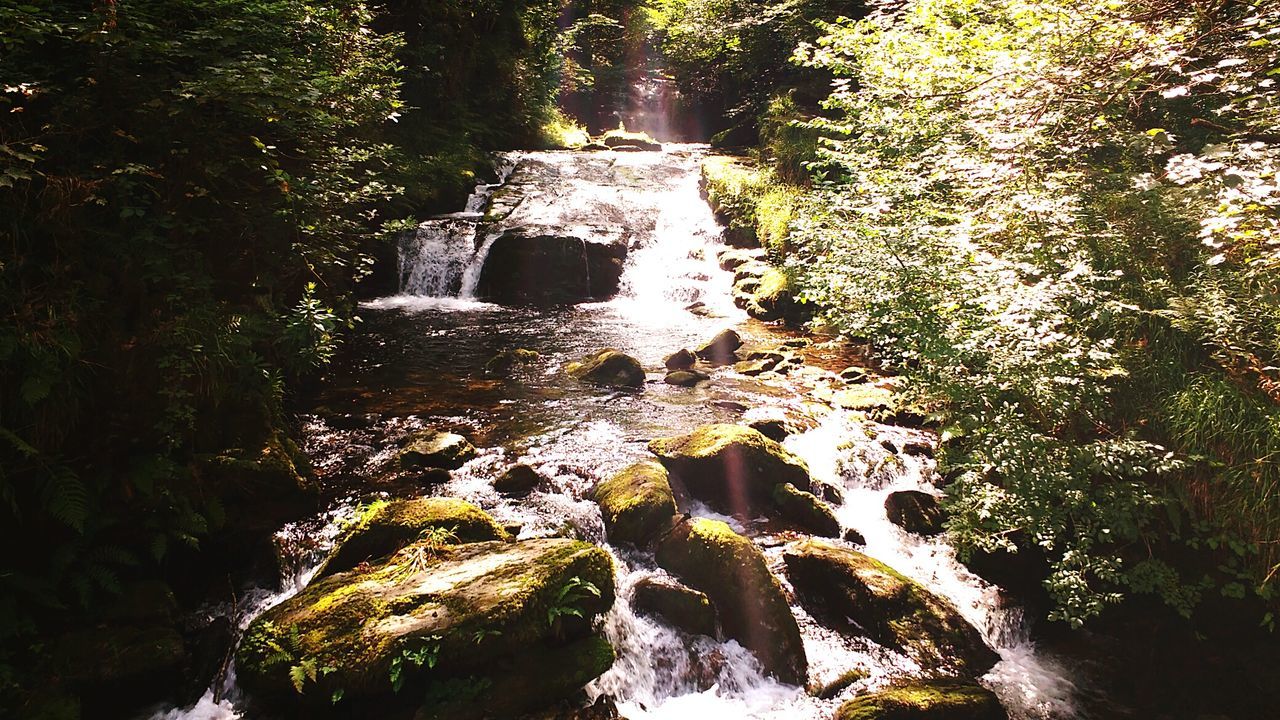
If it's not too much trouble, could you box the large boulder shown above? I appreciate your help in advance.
[834,679,1007,720]
[631,576,717,638]
[885,490,944,536]
[566,349,645,388]
[237,539,615,706]
[495,464,543,495]
[654,518,807,685]
[663,348,697,371]
[474,231,627,305]
[783,539,998,676]
[772,483,841,537]
[694,329,742,364]
[399,430,477,471]
[319,497,510,577]
[648,424,811,516]
[593,461,678,546]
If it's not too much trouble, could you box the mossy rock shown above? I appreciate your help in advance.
[834,679,1007,720]
[664,369,709,387]
[748,268,797,322]
[566,349,645,388]
[649,424,811,513]
[416,634,616,720]
[486,348,541,375]
[783,539,998,676]
[885,490,944,536]
[772,483,841,538]
[199,430,316,499]
[654,518,807,684]
[833,385,897,415]
[811,668,871,700]
[600,129,661,151]
[237,538,615,703]
[717,248,766,272]
[399,430,477,470]
[663,348,697,371]
[319,497,510,578]
[593,461,677,546]
[495,464,543,495]
[632,576,717,637]
[694,329,742,364]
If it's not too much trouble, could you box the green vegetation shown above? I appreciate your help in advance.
[710,0,1280,626]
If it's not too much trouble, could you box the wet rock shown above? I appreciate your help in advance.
[710,400,748,413]
[238,538,615,704]
[732,260,770,283]
[733,357,778,376]
[783,539,998,676]
[748,417,793,442]
[833,679,1007,720]
[400,429,477,470]
[781,338,811,349]
[486,348,541,374]
[694,329,742,364]
[582,141,610,151]
[566,349,646,388]
[811,668,870,700]
[885,490,944,536]
[655,518,807,684]
[840,367,870,384]
[417,468,452,485]
[517,694,621,720]
[664,369,709,387]
[903,441,935,458]
[716,248,766,271]
[198,430,317,500]
[495,463,543,495]
[631,576,717,637]
[324,412,382,430]
[663,348,697,371]
[185,616,235,706]
[649,424,811,512]
[880,439,899,453]
[747,268,798,322]
[772,483,841,538]
[811,478,846,505]
[842,528,867,545]
[832,385,897,414]
[416,635,616,720]
[593,461,678,546]
[319,497,510,577]
[475,231,628,305]
[602,134,661,151]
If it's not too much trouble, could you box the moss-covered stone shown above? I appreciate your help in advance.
[199,430,317,499]
[694,329,742,364]
[649,424,811,513]
[495,464,542,495]
[416,634,616,720]
[663,348,697,371]
[885,490,944,536]
[399,430,477,470]
[772,483,841,538]
[565,349,645,388]
[654,518,807,684]
[783,539,998,676]
[834,679,1007,720]
[832,385,897,415]
[631,576,717,637]
[716,247,766,272]
[811,668,870,700]
[486,348,541,375]
[664,369,709,387]
[319,497,510,578]
[593,461,677,546]
[237,538,615,703]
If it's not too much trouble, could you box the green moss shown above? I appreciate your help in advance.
[834,679,1006,720]
[320,497,509,577]
[783,539,998,675]
[566,349,645,388]
[593,461,677,546]
[655,518,807,684]
[599,126,661,149]
[648,424,811,507]
[811,667,870,700]
[772,482,841,537]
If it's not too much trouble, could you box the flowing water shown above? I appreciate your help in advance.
[154,146,1079,720]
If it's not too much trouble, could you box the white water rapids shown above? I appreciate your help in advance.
[152,146,1079,720]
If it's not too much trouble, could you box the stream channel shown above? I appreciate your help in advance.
[154,146,1082,720]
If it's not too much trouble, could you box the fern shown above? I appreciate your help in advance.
[41,466,89,532]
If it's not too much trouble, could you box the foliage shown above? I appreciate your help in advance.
[388,636,441,692]
[546,575,603,626]
[259,623,336,696]
[780,0,1280,624]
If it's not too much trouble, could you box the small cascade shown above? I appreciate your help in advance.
[398,216,482,296]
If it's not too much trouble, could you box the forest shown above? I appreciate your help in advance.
[2,0,1277,719]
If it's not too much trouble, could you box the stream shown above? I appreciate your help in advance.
[153,146,1080,720]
